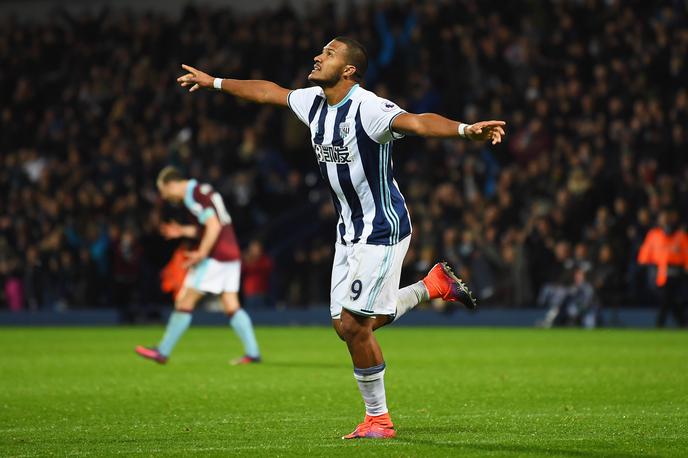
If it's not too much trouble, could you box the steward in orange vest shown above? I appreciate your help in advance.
[637,209,687,327]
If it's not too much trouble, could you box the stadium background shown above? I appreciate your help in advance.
[1,2,687,457]
[1,0,687,325]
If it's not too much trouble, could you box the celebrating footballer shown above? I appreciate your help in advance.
[177,36,505,439]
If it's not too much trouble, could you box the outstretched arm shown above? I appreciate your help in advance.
[392,113,506,144]
[177,64,290,106]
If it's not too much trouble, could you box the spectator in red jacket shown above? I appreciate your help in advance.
[242,241,274,308]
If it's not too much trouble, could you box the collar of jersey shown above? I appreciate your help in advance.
[184,179,197,209]
[328,84,359,109]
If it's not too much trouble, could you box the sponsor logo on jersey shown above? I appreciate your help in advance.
[314,144,352,164]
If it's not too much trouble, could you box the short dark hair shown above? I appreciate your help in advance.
[156,166,185,186]
[333,36,368,83]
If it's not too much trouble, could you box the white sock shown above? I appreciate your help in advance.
[353,363,388,416]
[394,281,429,322]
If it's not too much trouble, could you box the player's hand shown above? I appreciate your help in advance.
[177,64,214,92]
[160,222,185,239]
[183,250,205,268]
[466,120,506,145]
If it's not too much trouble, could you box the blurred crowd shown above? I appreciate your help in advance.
[1,0,687,318]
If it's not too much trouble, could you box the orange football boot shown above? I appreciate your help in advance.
[135,346,168,364]
[230,355,262,366]
[342,413,396,439]
[422,261,477,310]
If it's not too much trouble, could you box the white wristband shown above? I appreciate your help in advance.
[213,78,223,90]
[458,123,468,138]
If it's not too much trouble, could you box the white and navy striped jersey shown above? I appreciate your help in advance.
[287,84,412,246]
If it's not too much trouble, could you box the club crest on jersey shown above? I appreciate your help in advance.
[339,122,350,138]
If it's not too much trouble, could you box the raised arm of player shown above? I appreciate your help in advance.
[177,64,290,106]
[184,215,222,268]
[392,113,506,145]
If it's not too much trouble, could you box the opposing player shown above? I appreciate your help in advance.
[177,37,505,438]
[135,166,261,365]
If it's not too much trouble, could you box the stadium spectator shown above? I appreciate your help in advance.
[590,244,622,312]
[241,240,274,308]
[536,240,572,322]
[0,240,23,312]
[111,224,144,321]
[539,267,597,328]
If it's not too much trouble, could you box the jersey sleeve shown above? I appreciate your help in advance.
[185,183,220,225]
[360,96,407,144]
[287,86,324,126]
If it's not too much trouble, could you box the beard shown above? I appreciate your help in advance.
[308,69,340,88]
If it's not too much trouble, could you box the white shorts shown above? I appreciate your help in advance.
[184,258,241,294]
[330,236,410,319]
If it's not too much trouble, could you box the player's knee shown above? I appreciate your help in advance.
[331,319,346,341]
[225,306,240,318]
[338,322,356,342]
[338,317,369,342]
[223,301,239,315]
[221,295,240,316]
[174,301,194,313]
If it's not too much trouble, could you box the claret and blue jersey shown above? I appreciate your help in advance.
[183,179,241,261]
[288,84,412,246]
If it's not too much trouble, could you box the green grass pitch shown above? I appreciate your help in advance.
[1,326,686,457]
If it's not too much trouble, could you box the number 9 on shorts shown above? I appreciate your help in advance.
[329,236,410,319]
